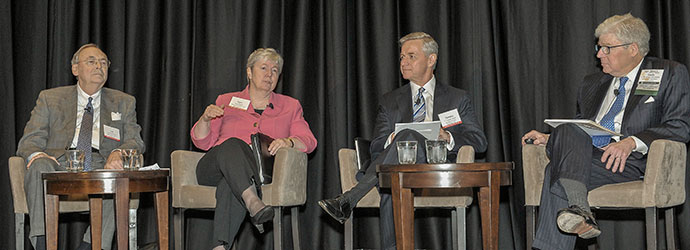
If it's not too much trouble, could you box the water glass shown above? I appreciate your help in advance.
[425,140,448,164]
[121,149,143,170]
[65,149,85,172]
[396,141,418,164]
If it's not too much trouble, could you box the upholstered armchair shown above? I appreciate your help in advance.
[8,156,139,250]
[171,147,307,250]
[523,139,686,250]
[338,138,475,250]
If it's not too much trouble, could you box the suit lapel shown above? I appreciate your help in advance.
[398,84,413,123]
[100,89,113,152]
[621,58,649,126]
[432,83,448,120]
[584,75,613,120]
[63,86,79,149]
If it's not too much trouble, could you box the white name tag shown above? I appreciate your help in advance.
[103,124,121,141]
[229,96,251,111]
[438,109,462,128]
[111,111,121,121]
[635,69,664,96]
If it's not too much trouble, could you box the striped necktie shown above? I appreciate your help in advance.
[77,97,93,170]
[592,77,628,148]
[413,87,426,122]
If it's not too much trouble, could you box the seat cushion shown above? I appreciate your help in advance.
[177,185,217,209]
[588,181,645,208]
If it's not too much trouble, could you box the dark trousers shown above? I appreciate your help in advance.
[344,129,429,250]
[196,138,261,246]
[533,124,646,250]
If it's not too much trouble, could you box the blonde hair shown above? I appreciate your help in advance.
[595,13,650,56]
[246,48,284,74]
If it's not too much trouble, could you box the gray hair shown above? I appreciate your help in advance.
[71,43,103,65]
[595,13,650,56]
[399,32,439,69]
[246,48,284,74]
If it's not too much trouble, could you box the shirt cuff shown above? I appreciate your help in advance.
[630,136,648,155]
[384,132,395,149]
[446,131,455,150]
[28,152,45,162]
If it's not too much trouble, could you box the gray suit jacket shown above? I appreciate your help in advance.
[370,81,488,161]
[576,56,690,157]
[17,85,145,169]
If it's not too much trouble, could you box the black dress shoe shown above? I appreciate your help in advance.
[250,206,274,233]
[318,195,352,224]
[556,205,600,239]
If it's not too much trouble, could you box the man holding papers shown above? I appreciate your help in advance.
[522,14,690,250]
[319,32,487,250]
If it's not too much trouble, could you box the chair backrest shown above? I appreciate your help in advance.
[251,133,275,184]
[354,137,371,170]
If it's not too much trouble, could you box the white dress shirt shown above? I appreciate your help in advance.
[70,84,102,150]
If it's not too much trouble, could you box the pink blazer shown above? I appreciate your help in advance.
[191,85,317,153]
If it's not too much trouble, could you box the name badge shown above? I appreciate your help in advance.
[438,109,462,128]
[229,96,251,111]
[111,111,122,121]
[635,69,664,96]
[103,124,121,141]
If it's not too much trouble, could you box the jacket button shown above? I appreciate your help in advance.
[253,122,258,127]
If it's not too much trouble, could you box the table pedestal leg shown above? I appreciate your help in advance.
[155,191,170,250]
[115,178,130,250]
[479,171,501,250]
[89,197,103,250]
[391,172,414,250]
[45,192,59,250]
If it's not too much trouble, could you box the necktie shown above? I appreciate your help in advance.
[77,97,93,170]
[592,77,628,147]
[413,87,426,122]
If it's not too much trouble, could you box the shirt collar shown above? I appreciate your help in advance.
[410,75,436,96]
[76,83,101,109]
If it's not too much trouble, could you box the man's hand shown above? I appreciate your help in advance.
[105,150,124,169]
[438,128,451,142]
[600,137,636,173]
[26,152,58,169]
[522,130,550,145]
[201,104,225,122]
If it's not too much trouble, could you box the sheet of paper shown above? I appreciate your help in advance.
[544,119,622,136]
[394,121,441,140]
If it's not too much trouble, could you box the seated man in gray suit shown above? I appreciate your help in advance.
[522,13,690,250]
[17,43,145,250]
[319,32,488,250]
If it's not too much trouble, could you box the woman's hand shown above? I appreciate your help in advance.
[201,104,225,122]
[268,138,294,155]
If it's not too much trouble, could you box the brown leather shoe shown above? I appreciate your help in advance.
[556,205,600,239]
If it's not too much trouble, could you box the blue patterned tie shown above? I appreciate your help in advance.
[413,87,426,122]
[592,77,628,147]
[77,97,93,170]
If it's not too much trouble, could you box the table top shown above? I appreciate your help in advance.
[42,169,169,181]
[378,162,513,172]
[377,162,513,189]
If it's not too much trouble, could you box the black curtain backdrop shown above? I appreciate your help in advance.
[2,1,689,249]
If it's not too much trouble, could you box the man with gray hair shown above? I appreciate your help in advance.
[522,13,690,249]
[319,32,487,249]
[18,43,145,250]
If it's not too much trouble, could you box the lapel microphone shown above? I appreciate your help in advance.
[268,103,274,109]
[613,89,620,96]
[414,97,421,105]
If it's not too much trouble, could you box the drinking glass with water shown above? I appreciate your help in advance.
[396,141,418,164]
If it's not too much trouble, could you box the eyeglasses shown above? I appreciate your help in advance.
[78,58,111,68]
[595,43,632,55]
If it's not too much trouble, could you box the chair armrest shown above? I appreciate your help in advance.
[522,144,549,206]
[642,139,687,207]
[170,150,206,208]
[263,147,308,206]
[456,145,475,163]
[339,149,359,192]
[9,156,29,214]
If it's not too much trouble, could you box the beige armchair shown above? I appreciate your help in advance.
[523,139,686,250]
[339,139,475,250]
[171,147,307,250]
[8,156,139,250]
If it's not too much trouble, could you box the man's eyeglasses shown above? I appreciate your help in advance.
[78,58,111,68]
[595,43,632,55]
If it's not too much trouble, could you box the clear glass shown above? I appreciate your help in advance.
[396,141,418,164]
[121,149,143,170]
[425,140,447,164]
[65,149,85,172]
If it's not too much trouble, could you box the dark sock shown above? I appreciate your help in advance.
[34,236,46,250]
[559,178,590,212]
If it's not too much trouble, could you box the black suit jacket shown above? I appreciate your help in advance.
[576,57,690,159]
[370,81,488,161]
